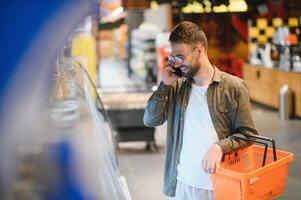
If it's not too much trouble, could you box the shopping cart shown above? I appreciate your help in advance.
[211,133,294,200]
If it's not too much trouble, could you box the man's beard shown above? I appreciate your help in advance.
[182,64,200,79]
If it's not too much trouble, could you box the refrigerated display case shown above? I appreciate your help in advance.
[0,1,131,199]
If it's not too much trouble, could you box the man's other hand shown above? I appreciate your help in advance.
[202,144,223,174]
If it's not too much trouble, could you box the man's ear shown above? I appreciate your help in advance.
[197,45,205,56]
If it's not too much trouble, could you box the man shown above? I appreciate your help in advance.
[143,21,257,200]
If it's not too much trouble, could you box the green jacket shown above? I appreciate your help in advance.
[143,67,258,197]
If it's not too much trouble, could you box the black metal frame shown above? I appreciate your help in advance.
[233,131,277,167]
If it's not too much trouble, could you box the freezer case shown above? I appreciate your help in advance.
[100,92,156,150]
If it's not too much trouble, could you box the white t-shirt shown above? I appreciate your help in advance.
[177,83,219,190]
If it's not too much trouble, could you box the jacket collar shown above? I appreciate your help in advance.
[211,66,222,83]
[186,65,222,84]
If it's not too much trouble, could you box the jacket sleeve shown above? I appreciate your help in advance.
[143,82,172,127]
[216,81,258,153]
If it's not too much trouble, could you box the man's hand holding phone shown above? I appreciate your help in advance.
[162,56,183,86]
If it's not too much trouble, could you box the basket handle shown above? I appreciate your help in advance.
[233,131,277,167]
[232,136,269,167]
[237,131,277,162]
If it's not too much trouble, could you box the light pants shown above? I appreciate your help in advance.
[168,181,214,200]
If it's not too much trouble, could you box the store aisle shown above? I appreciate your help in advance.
[98,57,167,200]
[98,58,301,200]
[98,58,146,93]
[117,144,166,200]
[252,104,301,200]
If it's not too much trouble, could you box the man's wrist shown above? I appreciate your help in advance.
[160,80,172,88]
[162,79,172,86]
[213,143,222,152]
[156,81,171,95]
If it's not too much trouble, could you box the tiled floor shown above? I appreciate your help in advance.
[99,58,301,200]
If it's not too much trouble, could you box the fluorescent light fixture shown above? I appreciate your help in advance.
[213,4,228,13]
[182,0,247,13]
[151,1,159,10]
[228,0,248,12]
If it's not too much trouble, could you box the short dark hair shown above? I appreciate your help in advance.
[169,21,208,51]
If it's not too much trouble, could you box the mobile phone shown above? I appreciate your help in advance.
[166,56,183,77]
[172,66,183,77]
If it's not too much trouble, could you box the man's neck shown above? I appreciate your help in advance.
[193,60,214,86]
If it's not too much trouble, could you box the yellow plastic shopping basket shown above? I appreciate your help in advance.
[211,133,294,200]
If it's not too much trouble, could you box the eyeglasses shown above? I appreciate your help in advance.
[167,47,197,64]
[168,55,185,64]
